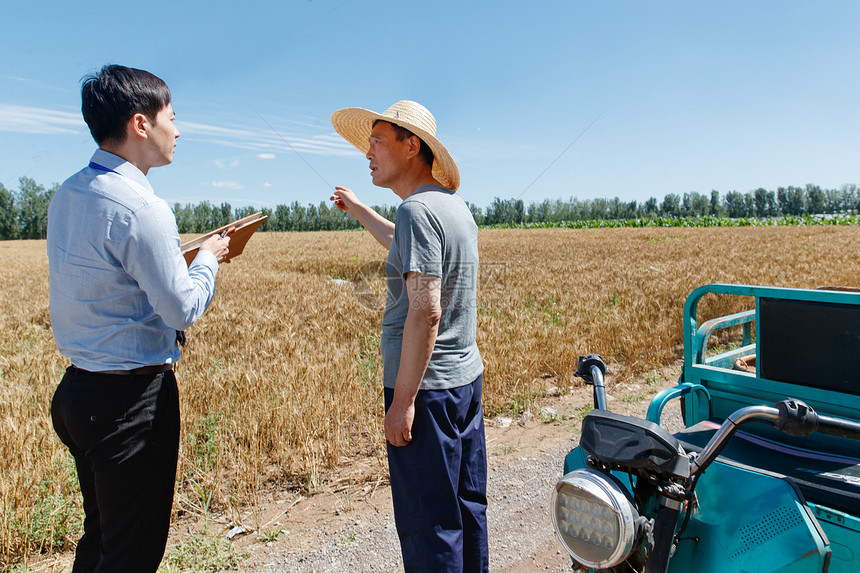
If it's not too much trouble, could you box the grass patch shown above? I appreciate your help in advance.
[618,392,651,403]
[257,528,284,544]
[158,532,249,572]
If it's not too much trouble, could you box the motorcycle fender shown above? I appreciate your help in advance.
[670,460,830,573]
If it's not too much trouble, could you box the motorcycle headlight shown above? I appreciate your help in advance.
[552,468,640,569]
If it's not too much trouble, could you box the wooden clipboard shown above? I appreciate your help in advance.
[180,212,268,266]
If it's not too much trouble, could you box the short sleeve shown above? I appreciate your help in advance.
[394,200,443,279]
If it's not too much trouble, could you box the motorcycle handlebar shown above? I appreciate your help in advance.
[691,405,779,475]
[817,413,860,440]
[575,354,608,410]
[589,365,607,411]
[692,400,860,477]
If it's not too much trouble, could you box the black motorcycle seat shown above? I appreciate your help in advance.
[676,420,860,515]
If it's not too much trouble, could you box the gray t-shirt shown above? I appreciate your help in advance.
[381,184,484,390]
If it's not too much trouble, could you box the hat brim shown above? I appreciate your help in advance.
[331,107,460,191]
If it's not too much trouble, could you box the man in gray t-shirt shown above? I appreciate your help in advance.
[331,100,488,572]
[382,185,483,391]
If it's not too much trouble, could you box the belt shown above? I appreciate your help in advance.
[71,364,174,376]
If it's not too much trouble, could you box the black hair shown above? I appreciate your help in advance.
[373,119,435,168]
[80,64,171,146]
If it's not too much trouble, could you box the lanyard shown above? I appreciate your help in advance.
[89,161,118,174]
[89,160,153,198]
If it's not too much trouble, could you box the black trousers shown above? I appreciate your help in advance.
[51,367,180,573]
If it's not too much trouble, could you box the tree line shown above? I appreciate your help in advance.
[171,200,397,234]
[1,177,858,240]
[474,184,860,226]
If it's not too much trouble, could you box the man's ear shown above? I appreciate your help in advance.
[128,112,149,140]
[407,135,422,159]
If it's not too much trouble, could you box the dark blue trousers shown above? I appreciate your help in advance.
[51,367,180,573]
[385,374,489,573]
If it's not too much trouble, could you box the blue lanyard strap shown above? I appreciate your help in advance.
[89,161,118,174]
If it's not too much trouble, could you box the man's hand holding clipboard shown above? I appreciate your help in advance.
[180,212,267,267]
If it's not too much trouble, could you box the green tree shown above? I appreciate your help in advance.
[660,193,680,217]
[765,190,777,217]
[806,184,825,215]
[290,202,306,231]
[608,197,622,219]
[234,205,259,223]
[485,197,506,225]
[218,202,233,228]
[273,204,291,231]
[786,186,806,215]
[644,197,658,216]
[753,188,769,217]
[466,202,484,226]
[17,177,55,239]
[512,199,525,223]
[743,193,755,217]
[709,190,723,216]
[683,192,709,217]
[588,198,610,220]
[191,201,215,232]
[173,203,194,233]
[374,205,396,223]
[626,200,640,219]
[776,187,789,215]
[259,207,273,231]
[776,186,807,215]
[841,184,859,213]
[0,183,20,239]
[724,191,746,218]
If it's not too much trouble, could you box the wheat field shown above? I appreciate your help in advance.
[2,225,859,565]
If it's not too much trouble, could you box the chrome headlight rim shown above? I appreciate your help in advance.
[552,467,639,569]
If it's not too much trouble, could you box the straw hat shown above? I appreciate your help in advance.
[331,100,460,191]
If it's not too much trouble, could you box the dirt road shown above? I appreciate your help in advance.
[243,369,679,572]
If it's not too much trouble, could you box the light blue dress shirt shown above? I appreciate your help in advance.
[47,149,219,371]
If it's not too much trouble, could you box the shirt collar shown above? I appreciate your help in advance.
[90,149,155,195]
[411,183,455,197]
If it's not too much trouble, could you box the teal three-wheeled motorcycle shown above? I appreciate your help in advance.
[552,284,860,572]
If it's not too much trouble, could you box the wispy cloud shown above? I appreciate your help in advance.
[177,118,355,157]
[214,157,240,170]
[2,75,72,93]
[209,180,244,190]
[0,103,84,135]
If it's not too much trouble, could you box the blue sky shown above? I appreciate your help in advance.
[1,0,857,209]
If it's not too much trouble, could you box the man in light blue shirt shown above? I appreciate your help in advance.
[47,64,230,573]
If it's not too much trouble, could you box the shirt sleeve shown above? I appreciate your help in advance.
[395,201,443,279]
[122,199,219,330]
